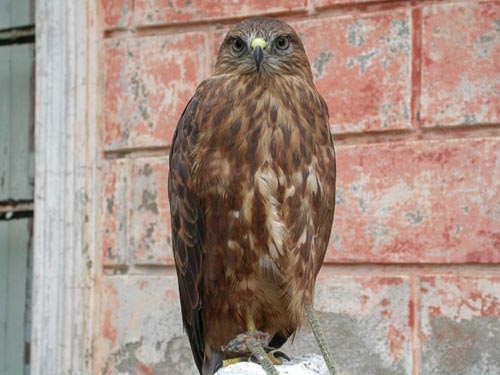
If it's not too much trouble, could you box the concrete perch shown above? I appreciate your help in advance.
[215,354,329,375]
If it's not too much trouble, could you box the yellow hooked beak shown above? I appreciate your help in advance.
[251,38,267,71]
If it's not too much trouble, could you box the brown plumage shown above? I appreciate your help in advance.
[168,17,336,374]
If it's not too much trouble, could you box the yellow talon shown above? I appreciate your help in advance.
[268,354,283,365]
[223,357,248,367]
[223,353,282,367]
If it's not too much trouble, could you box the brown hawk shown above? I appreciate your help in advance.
[168,17,336,375]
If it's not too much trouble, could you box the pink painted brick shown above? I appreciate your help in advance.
[314,0,389,8]
[129,157,173,266]
[103,33,208,150]
[420,2,500,127]
[420,276,500,374]
[94,275,198,374]
[327,137,500,263]
[101,0,132,29]
[101,160,128,267]
[133,0,306,27]
[294,10,412,134]
[284,272,412,373]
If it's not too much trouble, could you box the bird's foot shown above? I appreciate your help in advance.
[222,352,284,367]
[221,331,281,374]
[222,330,271,356]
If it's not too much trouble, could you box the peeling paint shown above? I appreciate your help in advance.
[129,158,173,265]
[106,196,114,214]
[101,160,128,266]
[347,50,379,75]
[102,0,132,29]
[313,51,333,79]
[347,19,367,47]
[405,210,425,226]
[140,190,159,214]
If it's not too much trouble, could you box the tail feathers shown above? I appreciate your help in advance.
[202,349,223,375]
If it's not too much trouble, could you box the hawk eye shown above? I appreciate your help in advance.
[231,38,245,54]
[275,36,290,50]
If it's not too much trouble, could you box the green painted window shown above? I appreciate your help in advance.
[0,0,35,374]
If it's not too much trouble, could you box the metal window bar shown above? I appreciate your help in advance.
[0,24,35,46]
[0,200,34,220]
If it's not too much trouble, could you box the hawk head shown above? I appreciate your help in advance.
[215,17,313,82]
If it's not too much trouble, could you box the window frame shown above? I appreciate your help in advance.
[31,0,97,373]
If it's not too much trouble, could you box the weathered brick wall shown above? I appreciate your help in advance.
[96,1,500,374]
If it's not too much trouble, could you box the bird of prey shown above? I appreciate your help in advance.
[168,17,337,375]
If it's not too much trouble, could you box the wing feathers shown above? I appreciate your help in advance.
[168,97,206,373]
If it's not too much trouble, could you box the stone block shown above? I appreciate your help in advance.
[294,10,412,134]
[103,33,208,150]
[133,0,306,27]
[329,138,500,263]
[420,276,500,374]
[420,2,500,127]
[95,275,197,374]
[283,272,412,374]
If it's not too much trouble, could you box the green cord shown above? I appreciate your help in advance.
[305,304,340,375]
[247,336,279,375]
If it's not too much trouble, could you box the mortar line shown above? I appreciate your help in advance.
[100,124,500,160]
[319,263,500,276]
[103,9,309,40]
[410,2,422,130]
[102,0,431,40]
[410,275,422,375]
[103,264,177,276]
[102,263,500,276]
[334,124,500,144]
